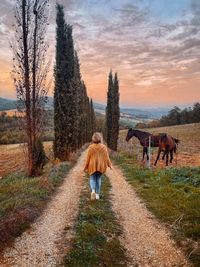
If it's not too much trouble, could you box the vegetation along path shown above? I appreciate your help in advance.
[0,150,87,267]
[106,165,190,267]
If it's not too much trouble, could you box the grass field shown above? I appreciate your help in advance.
[119,123,200,168]
[117,123,200,266]
[112,153,200,266]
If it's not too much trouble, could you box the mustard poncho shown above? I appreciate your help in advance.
[84,143,112,175]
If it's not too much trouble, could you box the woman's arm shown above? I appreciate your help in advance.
[84,148,91,171]
[105,147,112,169]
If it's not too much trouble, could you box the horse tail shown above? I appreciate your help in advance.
[174,144,177,153]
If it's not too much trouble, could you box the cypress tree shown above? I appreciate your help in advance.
[82,82,89,144]
[54,4,78,160]
[74,51,84,148]
[90,98,96,136]
[105,70,120,151]
[112,72,120,151]
[105,70,114,148]
[54,4,94,158]
[54,4,68,160]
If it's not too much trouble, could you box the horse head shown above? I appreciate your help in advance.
[126,128,134,142]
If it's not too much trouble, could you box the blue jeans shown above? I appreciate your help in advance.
[90,171,102,194]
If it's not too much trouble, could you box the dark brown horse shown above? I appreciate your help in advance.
[154,133,178,166]
[125,129,179,165]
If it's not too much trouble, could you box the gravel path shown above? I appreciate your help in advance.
[106,165,190,267]
[0,150,86,267]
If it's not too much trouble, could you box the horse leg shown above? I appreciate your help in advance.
[145,147,149,161]
[170,150,173,163]
[142,147,145,161]
[162,151,165,160]
[166,152,169,166]
[165,145,170,166]
[154,148,161,166]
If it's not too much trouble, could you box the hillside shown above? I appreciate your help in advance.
[0,97,169,120]
[0,98,17,111]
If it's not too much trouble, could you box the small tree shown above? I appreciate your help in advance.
[12,0,50,176]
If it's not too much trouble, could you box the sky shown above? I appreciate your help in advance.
[0,0,200,108]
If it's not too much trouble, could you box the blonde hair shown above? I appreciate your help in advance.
[92,132,102,144]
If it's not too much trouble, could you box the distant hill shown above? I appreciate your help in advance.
[93,102,169,119]
[0,97,169,120]
[0,98,17,111]
[0,97,54,111]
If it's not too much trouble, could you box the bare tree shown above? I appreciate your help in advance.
[11,0,50,176]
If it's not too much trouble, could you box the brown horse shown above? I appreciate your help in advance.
[125,129,179,165]
[154,133,178,166]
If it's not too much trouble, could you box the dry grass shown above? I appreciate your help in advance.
[0,161,72,249]
[0,109,24,117]
[0,142,53,177]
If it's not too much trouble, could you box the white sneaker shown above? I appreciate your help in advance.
[96,193,100,200]
[91,190,96,200]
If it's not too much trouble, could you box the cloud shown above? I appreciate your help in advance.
[0,0,200,107]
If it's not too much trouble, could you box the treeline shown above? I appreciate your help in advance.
[0,112,22,144]
[136,102,200,129]
[160,103,200,126]
[54,4,96,160]
[0,111,54,144]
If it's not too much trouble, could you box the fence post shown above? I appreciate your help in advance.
[148,136,151,169]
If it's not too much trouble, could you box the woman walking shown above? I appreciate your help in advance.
[84,132,112,200]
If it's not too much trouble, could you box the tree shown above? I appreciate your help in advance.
[54,4,78,160]
[105,70,120,151]
[192,102,200,123]
[112,72,120,151]
[90,98,96,137]
[12,0,49,176]
[105,70,114,147]
[54,4,94,159]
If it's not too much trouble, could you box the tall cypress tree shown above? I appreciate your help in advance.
[54,4,95,158]
[105,70,120,151]
[112,73,120,151]
[74,51,84,149]
[105,70,114,148]
[90,98,96,137]
[54,4,68,160]
[54,4,78,160]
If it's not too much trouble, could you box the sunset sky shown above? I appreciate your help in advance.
[0,0,200,108]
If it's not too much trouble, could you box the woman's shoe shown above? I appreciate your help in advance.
[91,190,96,200]
[96,194,100,200]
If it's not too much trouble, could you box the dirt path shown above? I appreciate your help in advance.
[106,165,190,267]
[0,150,87,267]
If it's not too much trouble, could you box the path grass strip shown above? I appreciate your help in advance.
[112,152,200,266]
[0,162,72,249]
[64,174,129,267]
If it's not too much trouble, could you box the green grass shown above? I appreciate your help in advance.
[112,153,200,266]
[0,162,71,247]
[64,175,129,267]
